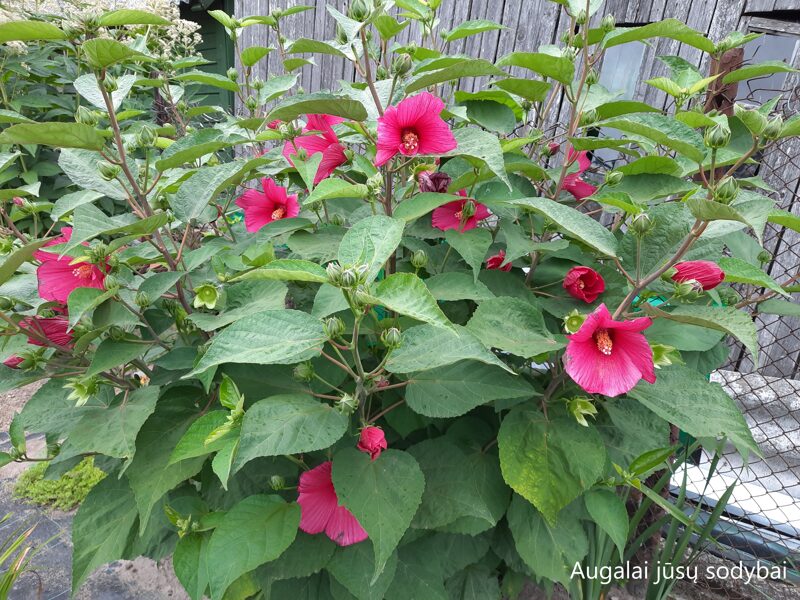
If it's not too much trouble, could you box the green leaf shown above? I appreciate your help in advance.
[156,129,246,171]
[233,394,348,474]
[98,9,171,26]
[604,19,715,53]
[267,92,368,122]
[406,59,505,94]
[304,178,368,206]
[187,310,325,377]
[86,339,148,377]
[498,409,606,524]
[373,15,409,41]
[424,272,495,302]
[288,38,346,58]
[337,215,405,282]
[169,411,235,464]
[66,204,168,250]
[443,19,505,42]
[173,533,210,600]
[206,495,300,600]
[596,113,705,162]
[235,259,329,284]
[0,109,32,124]
[406,361,535,418]
[332,448,425,582]
[758,298,800,318]
[0,122,105,150]
[0,237,50,286]
[492,78,551,102]
[190,280,288,332]
[172,159,263,223]
[628,366,759,457]
[386,324,513,373]
[445,566,501,599]
[466,296,563,358]
[504,197,618,256]
[67,287,115,329]
[59,149,128,200]
[72,476,138,593]
[367,272,453,329]
[643,304,759,362]
[138,271,184,300]
[240,45,274,66]
[718,257,788,297]
[447,128,511,190]
[723,60,796,84]
[444,228,491,282]
[0,20,66,42]
[584,489,628,559]
[82,38,152,68]
[327,543,398,600]
[175,70,240,92]
[393,192,462,221]
[409,438,509,532]
[256,532,336,592]
[496,52,575,84]
[51,190,104,220]
[73,73,137,112]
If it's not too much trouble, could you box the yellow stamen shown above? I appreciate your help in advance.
[272,207,286,220]
[72,264,94,280]
[595,329,613,355]
[402,130,419,153]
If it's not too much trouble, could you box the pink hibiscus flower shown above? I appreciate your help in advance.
[432,195,491,232]
[375,92,457,167]
[671,260,725,291]
[5,313,75,368]
[559,148,597,201]
[36,227,107,304]
[357,426,387,460]
[486,250,512,271]
[297,461,367,547]
[563,266,605,303]
[563,303,655,398]
[235,178,300,233]
[282,114,347,185]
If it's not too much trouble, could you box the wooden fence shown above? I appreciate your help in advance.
[233,0,800,377]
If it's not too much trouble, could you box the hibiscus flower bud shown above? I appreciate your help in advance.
[671,260,725,291]
[704,123,731,149]
[563,309,586,334]
[651,343,682,369]
[293,361,315,382]
[65,375,99,407]
[567,397,597,427]
[98,161,121,181]
[601,14,616,32]
[718,287,740,306]
[629,213,653,236]
[103,274,120,293]
[226,67,239,81]
[0,296,13,310]
[348,0,371,21]
[245,96,259,112]
[340,267,359,288]
[381,327,402,349]
[605,170,623,186]
[762,115,784,140]
[461,200,477,220]
[136,125,158,148]
[411,249,428,269]
[673,280,703,301]
[353,284,373,308]
[585,68,600,86]
[193,284,220,310]
[357,426,388,460]
[269,475,286,490]
[354,263,370,283]
[323,316,345,339]
[579,109,598,127]
[391,54,412,76]
[326,262,344,285]
[366,173,383,194]
[336,393,359,415]
[575,8,588,24]
[75,105,99,126]
[544,142,560,157]
[135,291,151,308]
[757,250,772,264]
[563,266,606,303]
[331,213,346,226]
[418,170,452,193]
[713,176,739,204]
[102,75,118,93]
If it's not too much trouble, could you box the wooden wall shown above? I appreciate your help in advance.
[233,0,800,377]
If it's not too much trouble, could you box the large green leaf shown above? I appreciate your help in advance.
[174,70,240,92]
[405,361,535,418]
[723,60,797,84]
[443,19,505,42]
[267,92,368,122]
[82,38,152,68]
[466,296,563,358]
[98,8,171,26]
[596,113,706,162]
[444,228,492,282]
[408,438,509,532]
[718,257,788,297]
[492,78,552,102]
[0,122,105,150]
[187,310,325,377]
[406,59,505,93]
[233,394,348,473]
[604,19,715,53]
[332,448,425,582]
[496,52,575,84]
[327,543,398,600]
[505,197,618,256]
[0,237,49,286]
[584,489,628,559]
[173,533,211,600]
[304,179,368,206]
[72,476,139,593]
[393,192,462,222]
[367,273,453,329]
[257,532,336,595]
[66,203,168,250]
[86,339,148,377]
[172,159,263,223]
[385,324,513,373]
[74,73,137,111]
[498,408,606,524]
[206,495,300,600]
[233,259,328,285]
[447,127,511,189]
[169,411,235,464]
[627,366,759,457]
[337,215,405,282]
[424,272,495,302]
[0,20,66,42]
[188,280,288,331]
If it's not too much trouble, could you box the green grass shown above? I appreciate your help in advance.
[12,458,105,511]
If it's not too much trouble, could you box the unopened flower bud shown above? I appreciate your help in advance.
[461,200,476,219]
[605,170,623,186]
[354,263,370,283]
[575,9,588,24]
[226,67,239,81]
[391,54,412,76]
[135,291,151,308]
[704,123,731,149]
[376,66,389,80]
[245,96,259,112]
[757,250,772,264]
[579,108,598,126]
[75,105,99,126]
[331,213,345,226]
[340,268,358,288]
[411,249,428,269]
[293,361,315,382]
[563,309,586,334]
[381,327,401,349]
[763,115,784,140]
[545,142,560,157]
[585,68,600,86]
[353,284,372,308]
[326,262,343,285]
[193,283,219,309]
[103,273,120,292]
[98,161,121,181]
[269,475,286,490]
[136,125,157,148]
[348,0,371,21]
[336,393,358,415]
[713,176,739,204]
[568,397,597,427]
[323,316,345,339]
[366,173,383,194]
[0,296,13,310]
[102,75,118,93]
[629,213,653,236]
[601,14,616,32]
[673,280,702,301]
[717,287,740,306]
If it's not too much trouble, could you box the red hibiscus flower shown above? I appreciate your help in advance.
[563,266,605,303]
[671,260,725,291]
[36,227,107,304]
[356,426,387,460]
[486,250,512,271]
[5,313,75,368]
[559,148,597,201]
[3,355,24,369]
[297,461,367,547]
[375,92,457,167]
[432,197,491,232]
[235,177,300,232]
[282,114,346,185]
[564,303,655,397]
[267,119,281,129]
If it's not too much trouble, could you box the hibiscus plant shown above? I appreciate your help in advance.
[0,0,797,598]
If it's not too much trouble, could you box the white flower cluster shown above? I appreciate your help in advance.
[0,0,202,60]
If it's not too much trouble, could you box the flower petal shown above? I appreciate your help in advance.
[324,505,368,547]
